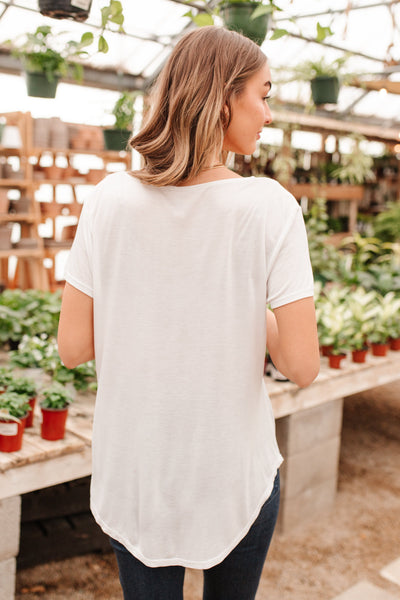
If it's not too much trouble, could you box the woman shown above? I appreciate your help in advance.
[58,26,319,600]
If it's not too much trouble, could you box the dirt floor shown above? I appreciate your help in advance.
[16,380,400,600]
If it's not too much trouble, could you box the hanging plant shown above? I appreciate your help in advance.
[219,0,281,46]
[103,90,138,151]
[288,56,351,105]
[39,0,93,22]
[8,25,92,98]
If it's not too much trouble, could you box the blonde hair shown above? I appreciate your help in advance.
[129,26,267,186]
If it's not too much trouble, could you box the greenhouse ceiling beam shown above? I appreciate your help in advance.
[0,49,146,91]
[272,28,388,64]
[0,1,170,46]
[275,0,400,22]
[271,105,400,142]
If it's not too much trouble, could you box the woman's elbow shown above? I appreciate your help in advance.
[57,336,94,370]
[292,359,320,388]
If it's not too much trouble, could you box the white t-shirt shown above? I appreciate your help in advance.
[65,171,314,568]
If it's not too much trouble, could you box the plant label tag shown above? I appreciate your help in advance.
[71,0,91,9]
[0,422,18,436]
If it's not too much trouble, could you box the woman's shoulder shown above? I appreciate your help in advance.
[244,176,300,212]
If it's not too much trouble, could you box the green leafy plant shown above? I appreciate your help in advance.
[317,300,353,355]
[40,383,73,409]
[373,203,400,243]
[9,334,51,369]
[0,367,13,393]
[0,289,61,346]
[111,91,137,130]
[0,391,31,423]
[8,25,92,82]
[369,292,400,344]
[290,56,350,82]
[7,377,37,398]
[346,288,379,350]
[331,135,375,185]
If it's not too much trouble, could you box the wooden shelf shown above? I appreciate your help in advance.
[31,147,130,161]
[0,112,131,291]
[286,183,364,201]
[35,179,90,187]
[0,179,30,188]
[0,146,23,156]
[0,213,36,223]
[0,248,44,259]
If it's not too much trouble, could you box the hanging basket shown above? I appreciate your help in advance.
[220,2,270,46]
[39,0,93,22]
[310,76,340,105]
[25,72,60,99]
[103,129,131,152]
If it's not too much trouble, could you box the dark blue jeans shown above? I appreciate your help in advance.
[110,471,280,600]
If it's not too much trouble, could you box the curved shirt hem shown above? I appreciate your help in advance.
[91,455,283,569]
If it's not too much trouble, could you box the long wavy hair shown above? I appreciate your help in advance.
[129,26,267,186]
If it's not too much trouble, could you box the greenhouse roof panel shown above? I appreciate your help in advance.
[0,0,399,129]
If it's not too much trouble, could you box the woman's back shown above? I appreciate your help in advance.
[65,171,313,568]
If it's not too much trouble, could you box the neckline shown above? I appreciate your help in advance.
[124,171,255,190]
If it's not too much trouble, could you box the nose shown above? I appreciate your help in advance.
[264,103,273,125]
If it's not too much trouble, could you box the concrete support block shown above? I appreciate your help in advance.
[275,398,344,533]
[0,557,16,600]
[278,478,337,532]
[0,496,21,561]
[279,436,341,498]
[276,397,343,456]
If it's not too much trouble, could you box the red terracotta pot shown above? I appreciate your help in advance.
[351,349,368,364]
[41,406,68,441]
[25,396,36,428]
[389,338,400,351]
[328,353,346,369]
[321,344,334,357]
[0,416,26,452]
[371,343,389,357]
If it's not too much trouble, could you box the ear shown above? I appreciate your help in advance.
[221,101,231,128]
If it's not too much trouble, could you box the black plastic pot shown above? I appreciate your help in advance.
[103,129,131,152]
[310,76,340,105]
[220,2,269,46]
[39,0,92,22]
[25,72,60,99]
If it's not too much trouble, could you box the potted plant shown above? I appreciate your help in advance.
[331,135,376,185]
[39,0,93,22]
[7,377,37,428]
[0,391,31,452]
[317,301,352,368]
[291,56,349,105]
[369,292,400,356]
[103,90,137,151]
[40,383,73,440]
[9,25,91,98]
[219,0,280,46]
[346,288,377,363]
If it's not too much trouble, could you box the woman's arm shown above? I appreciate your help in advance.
[266,297,319,388]
[57,283,95,369]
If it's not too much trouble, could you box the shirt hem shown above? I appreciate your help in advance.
[269,288,314,310]
[91,454,283,569]
[65,273,94,298]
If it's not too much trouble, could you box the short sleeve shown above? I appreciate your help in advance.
[266,205,314,309]
[64,196,94,298]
